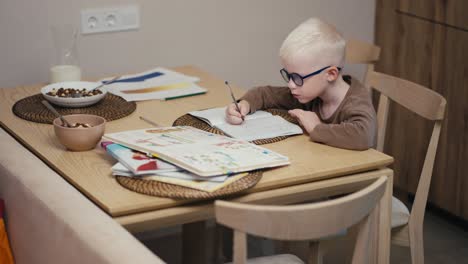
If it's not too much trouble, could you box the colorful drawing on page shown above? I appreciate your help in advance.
[181,151,240,170]
[101,142,179,175]
[134,128,196,146]
[146,127,185,134]
[215,141,271,154]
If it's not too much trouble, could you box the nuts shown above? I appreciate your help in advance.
[62,122,93,128]
[46,88,103,98]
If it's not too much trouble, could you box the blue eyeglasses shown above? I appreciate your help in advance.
[280,66,342,86]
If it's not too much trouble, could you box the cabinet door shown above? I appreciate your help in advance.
[430,23,468,216]
[375,0,468,219]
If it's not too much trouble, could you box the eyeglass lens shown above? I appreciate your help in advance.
[280,69,304,86]
[280,69,289,83]
[291,73,303,86]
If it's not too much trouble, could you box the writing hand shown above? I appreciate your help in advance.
[225,100,250,125]
[288,109,321,134]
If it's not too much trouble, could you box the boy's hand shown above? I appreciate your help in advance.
[225,100,250,125]
[288,109,321,134]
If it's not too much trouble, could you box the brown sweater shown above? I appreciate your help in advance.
[241,76,376,150]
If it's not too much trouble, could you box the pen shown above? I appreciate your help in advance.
[163,91,207,101]
[139,116,161,127]
[225,81,244,121]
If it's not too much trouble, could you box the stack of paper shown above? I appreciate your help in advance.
[101,141,249,192]
[101,67,207,101]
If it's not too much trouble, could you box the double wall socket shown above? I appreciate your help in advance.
[81,5,140,34]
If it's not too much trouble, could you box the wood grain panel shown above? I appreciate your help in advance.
[375,0,398,76]
[430,23,468,216]
[399,0,468,30]
[375,0,468,219]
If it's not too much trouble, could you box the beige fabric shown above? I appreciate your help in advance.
[0,129,164,264]
[391,196,410,228]
[226,253,304,264]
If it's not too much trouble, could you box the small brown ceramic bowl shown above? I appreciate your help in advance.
[53,114,106,151]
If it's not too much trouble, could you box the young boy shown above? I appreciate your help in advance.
[225,18,376,150]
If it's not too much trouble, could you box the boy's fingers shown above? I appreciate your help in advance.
[288,111,304,126]
[226,115,243,125]
[227,104,242,117]
[237,100,250,117]
[240,106,249,116]
[288,109,299,117]
[289,109,305,118]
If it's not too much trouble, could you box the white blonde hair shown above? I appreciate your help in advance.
[279,18,346,67]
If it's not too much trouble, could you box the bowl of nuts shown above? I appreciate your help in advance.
[41,81,107,108]
[53,114,106,151]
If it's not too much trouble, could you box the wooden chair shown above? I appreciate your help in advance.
[368,71,447,264]
[215,177,388,264]
[345,38,381,85]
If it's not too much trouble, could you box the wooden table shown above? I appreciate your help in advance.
[0,65,393,263]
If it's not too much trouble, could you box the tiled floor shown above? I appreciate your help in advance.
[138,210,468,263]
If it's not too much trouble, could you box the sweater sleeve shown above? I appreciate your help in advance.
[240,85,302,113]
[310,107,377,151]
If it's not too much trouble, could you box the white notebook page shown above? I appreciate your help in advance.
[189,107,274,126]
[217,115,303,141]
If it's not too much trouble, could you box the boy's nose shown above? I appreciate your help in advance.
[288,78,298,90]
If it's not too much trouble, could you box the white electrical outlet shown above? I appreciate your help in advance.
[81,6,140,34]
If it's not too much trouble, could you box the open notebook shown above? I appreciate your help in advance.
[188,107,303,141]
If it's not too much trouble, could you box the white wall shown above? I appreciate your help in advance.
[0,0,375,89]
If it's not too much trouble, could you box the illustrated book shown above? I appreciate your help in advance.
[103,126,290,177]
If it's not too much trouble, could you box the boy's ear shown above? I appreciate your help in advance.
[326,67,340,82]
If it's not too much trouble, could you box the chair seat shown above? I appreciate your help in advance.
[391,196,410,228]
[226,254,304,264]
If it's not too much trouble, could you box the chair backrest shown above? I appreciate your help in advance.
[367,71,446,227]
[215,177,387,264]
[345,38,381,84]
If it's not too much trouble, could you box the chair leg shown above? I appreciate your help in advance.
[233,230,247,264]
[408,223,424,264]
[308,241,324,264]
[182,221,208,264]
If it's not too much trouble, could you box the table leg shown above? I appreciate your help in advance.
[182,221,207,264]
[214,224,232,263]
[378,172,393,264]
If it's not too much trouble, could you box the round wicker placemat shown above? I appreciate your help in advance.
[12,93,136,124]
[172,108,299,145]
[116,170,262,199]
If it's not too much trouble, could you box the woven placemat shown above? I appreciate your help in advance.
[173,108,299,145]
[116,170,262,199]
[12,93,136,124]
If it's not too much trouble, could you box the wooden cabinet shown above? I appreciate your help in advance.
[375,0,468,220]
